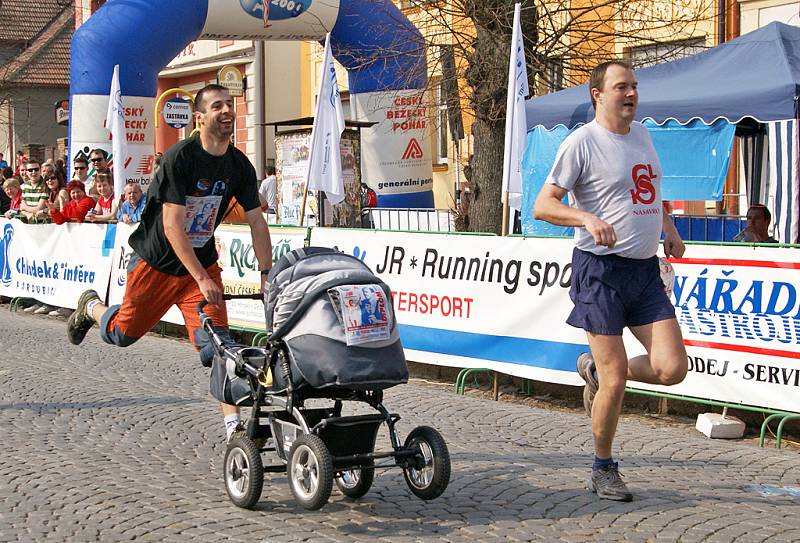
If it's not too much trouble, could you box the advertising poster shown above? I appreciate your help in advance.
[326,130,361,228]
[275,131,316,226]
[351,90,434,198]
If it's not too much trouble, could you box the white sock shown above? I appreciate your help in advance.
[224,414,241,439]
[85,299,101,321]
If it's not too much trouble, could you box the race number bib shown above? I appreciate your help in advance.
[331,284,390,346]
[184,195,222,247]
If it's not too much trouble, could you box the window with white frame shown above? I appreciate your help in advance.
[546,57,564,92]
[628,37,706,69]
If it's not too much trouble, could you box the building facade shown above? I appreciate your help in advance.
[156,39,305,178]
[0,0,74,164]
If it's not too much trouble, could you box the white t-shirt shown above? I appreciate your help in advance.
[259,175,277,211]
[545,120,663,259]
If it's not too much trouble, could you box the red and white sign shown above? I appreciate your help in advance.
[352,90,433,197]
[402,138,424,160]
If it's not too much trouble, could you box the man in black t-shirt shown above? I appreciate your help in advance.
[67,84,273,441]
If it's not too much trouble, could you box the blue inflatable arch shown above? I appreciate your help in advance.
[70,0,433,208]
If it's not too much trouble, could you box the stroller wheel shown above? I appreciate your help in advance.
[288,434,333,510]
[335,461,375,499]
[402,426,450,500]
[224,436,264,509]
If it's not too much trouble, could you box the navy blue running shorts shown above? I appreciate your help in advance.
[566,248,676,336]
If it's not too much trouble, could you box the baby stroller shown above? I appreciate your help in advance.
[199,247,451,510]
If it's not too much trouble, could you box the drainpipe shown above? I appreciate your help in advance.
[254,40,265,180]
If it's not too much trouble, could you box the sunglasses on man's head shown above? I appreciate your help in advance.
[27,167,39,172]
[90,157,104,163]
[74,166,86,170]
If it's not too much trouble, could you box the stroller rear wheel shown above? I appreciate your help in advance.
[224,436,264,509]
[335,461,375,499]
[402,426,450,500]
[288,434,333,510]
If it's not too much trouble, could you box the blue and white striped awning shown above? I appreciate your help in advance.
[768,120,800,244]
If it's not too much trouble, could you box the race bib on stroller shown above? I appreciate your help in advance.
[330,284,390,346]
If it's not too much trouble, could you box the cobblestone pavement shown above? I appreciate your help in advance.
[1,310,799,543]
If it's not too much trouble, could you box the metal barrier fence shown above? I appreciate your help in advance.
[361,208,454,232]
[358,209,748,242]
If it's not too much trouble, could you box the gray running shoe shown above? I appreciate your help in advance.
[226,422,247,444]
[67,290,100,345]
[589,462,633,501]
[576,352,598,416]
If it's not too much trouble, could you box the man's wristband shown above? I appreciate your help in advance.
[260,268,272,277]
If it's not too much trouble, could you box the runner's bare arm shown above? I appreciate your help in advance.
[245,207,272,291]
[661,206,685,258]
[162,202,223,306]
[534,184,617,248]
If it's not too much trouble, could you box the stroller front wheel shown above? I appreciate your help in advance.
[224,436,264,509]
[288,434,333,510]
[335,461,375,499]
[402,426,450,500]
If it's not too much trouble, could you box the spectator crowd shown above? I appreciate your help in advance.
[0,149,145,225]
[0,149,146,316]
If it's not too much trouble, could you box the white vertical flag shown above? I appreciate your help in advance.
[307,33,346,204]
[501,2,529,211]
[105,64,128,199]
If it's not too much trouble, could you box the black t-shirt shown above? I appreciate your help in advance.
[130,134,260,275]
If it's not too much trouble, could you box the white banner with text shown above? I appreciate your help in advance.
[0,219,114,308]
[309,229,800,412]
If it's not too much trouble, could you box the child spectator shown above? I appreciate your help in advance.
[48,180,95,224]
[3,177,22,218]
[84,172,118,222]
[117,182,145,224]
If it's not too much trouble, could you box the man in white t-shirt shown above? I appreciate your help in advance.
[259,165,277,213]
[534,61,687,502]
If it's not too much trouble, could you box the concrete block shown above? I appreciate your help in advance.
[695,412,746,439]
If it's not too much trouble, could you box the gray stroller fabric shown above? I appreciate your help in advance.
[265,247,408,390]
[210,352,254,406]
